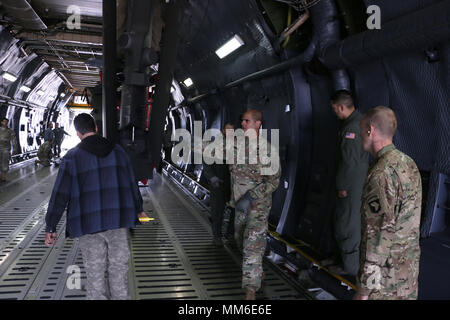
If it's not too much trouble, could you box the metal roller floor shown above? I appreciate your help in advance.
[0,162,311,300]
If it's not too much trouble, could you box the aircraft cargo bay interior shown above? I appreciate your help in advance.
[0,0,448,303]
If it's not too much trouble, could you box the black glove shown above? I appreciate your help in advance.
[235,192,255,214]
[209,176,223,188]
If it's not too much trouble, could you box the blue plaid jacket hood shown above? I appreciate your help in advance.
[45,136,143,238]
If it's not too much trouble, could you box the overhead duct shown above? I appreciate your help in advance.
[321,0,450,69]
[187,0,351,104]
[187,41,317,104]
[308,0,350,91]
[0,0,47,30]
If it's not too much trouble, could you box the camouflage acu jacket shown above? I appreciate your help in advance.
[229,134,281,204]
[37,141,53,160]
[0,127,18,151]
[357,144,422,299]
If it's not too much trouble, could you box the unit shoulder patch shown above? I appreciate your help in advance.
[368,199,381,213]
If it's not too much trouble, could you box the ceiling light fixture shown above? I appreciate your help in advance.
[20,85,31,93]
[183,77,194,88]
[2,72,17,82]
[37,89,45,96]
[215,35,244,59]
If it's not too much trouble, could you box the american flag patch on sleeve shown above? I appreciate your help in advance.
[345,132,356,139]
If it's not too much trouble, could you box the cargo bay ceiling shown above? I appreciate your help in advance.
[0,0,104,91]
[0,0,324,99]
[173,0,317,100]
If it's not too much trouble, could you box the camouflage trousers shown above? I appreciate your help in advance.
[368,289,418,300]
[235,199,270,291]
[78,228,131,300]
[0,148,10,172]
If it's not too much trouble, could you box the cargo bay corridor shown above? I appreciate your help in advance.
[0,160,315,300]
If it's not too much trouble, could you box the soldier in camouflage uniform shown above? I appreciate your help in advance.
[0,117,18,182]
[329,90,369,276]
[35,139,53,167]
[354,106,422,300]
[230,109,281,300]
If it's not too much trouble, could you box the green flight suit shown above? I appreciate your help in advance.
[334,110,369,275]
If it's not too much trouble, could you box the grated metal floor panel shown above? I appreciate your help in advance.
[0,163,310,300]
[141,174,309,300]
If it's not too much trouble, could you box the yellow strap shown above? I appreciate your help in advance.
[268,230,357,290]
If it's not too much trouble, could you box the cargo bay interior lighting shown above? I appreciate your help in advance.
[2,72,17,82]
[215,35,244,59]
[20,85,31,93]
[37,89,45,96]
[183,77,194,88]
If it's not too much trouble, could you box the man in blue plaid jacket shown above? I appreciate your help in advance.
[44,113,148,300]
